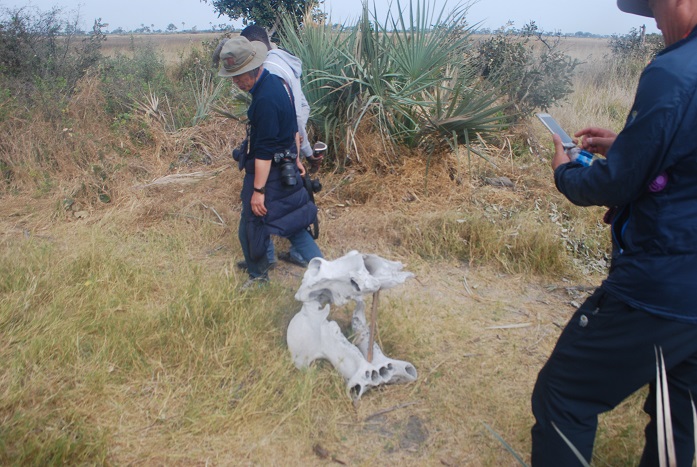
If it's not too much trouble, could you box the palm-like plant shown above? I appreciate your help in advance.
[280,11,359,164]
[280,0,508,169]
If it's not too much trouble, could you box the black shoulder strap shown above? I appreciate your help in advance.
[304,176,320,239]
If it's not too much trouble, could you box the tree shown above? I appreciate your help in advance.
[204,0,321,30]
[166,23,177,33]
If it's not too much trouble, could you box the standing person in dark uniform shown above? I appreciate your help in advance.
[531,0,697,465]
[218,36,322,288]
[240,24,324,268]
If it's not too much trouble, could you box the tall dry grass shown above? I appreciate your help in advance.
[101,32,223,64]
[0,32,654,465]
[547,37,640,137]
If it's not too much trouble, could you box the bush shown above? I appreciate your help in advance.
[0,6,106,101]
[99,40,172,117]
[608,27,663,75]
[474,22,580,118]
[279,0,508,168]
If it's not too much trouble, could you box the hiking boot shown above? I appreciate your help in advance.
[278,251,308,268]
[240,275,270,290]
[236,260,276,272]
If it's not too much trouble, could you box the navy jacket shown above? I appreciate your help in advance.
[241,69,316,238]
[246,69,297,164]
[554,26,697,323]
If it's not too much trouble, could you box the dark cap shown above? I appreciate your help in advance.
[617,0,654,17]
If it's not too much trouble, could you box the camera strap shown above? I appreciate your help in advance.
[303,176,320,239]
[308,218,319,240]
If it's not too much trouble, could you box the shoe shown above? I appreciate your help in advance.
[236,260,276,272]
[278,251,308,268]
[240,275,269,290]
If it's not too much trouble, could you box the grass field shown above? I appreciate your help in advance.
[101,32,224,63]
[0,31,654,466]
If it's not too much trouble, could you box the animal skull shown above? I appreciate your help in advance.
[287,251,418,399]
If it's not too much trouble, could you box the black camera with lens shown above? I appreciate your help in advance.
[232,138,248,162]
[232,138,249,171]
[273,150,298,187]
[304,177,322,194]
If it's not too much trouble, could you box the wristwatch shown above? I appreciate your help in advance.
[253,186,265,194]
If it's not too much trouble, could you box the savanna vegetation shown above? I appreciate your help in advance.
[0,0,665,464]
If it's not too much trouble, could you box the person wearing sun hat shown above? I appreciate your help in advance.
[617,0,654,16]
[531,0,697,465]
[217,36,268,79]
[218,36,322,288]
[239,24,326,269]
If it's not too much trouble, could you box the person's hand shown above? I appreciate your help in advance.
[251,192,267,216]
[309,141,326,174]
[575,127,616,156]
[296,158,306,176]
[551,134,571,170]
[307,153,323,174]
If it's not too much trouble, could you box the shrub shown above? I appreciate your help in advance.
[474,21,580,118]
[100,36,237,131]
[608,27,663,75]
[0,6,106,101]
[279,0,508,169]
[98,40,172,117]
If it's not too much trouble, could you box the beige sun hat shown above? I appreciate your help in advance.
[617,0,654,17]
[217,36,267,77]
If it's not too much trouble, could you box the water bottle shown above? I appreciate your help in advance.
[566,147,594,167]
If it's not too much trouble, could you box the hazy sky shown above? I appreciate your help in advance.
[12,0,660,36]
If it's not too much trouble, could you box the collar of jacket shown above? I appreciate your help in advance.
[249,68,270,96]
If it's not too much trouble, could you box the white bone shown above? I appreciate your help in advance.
[287,251,417,399]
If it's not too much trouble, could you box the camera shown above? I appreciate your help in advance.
[232,138,248,162]
[304,176,322,194]
[273,150,298,187]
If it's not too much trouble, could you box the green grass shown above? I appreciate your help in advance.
[0,203,620,464]
[0,221,328,463]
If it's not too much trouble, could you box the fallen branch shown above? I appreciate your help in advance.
[486,323,532,330]
[135,169,225,189]
[200,202,225,226]
[168,213,224,226]
[365,401,420,422]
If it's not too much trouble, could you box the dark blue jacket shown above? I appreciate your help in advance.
[247,69,297,162]
[554,26,697,323]
[241,69,316,238]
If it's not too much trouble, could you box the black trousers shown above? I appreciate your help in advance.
[531,287,697,466]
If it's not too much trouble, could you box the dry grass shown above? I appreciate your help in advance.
[1,202,631,465]
[0,35,650,465]
[101,33,224,64]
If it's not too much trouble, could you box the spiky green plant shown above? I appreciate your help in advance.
[279,0,508,168]
[371,0,509,149]
[190,68,227,126]
[279,11,358,162]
